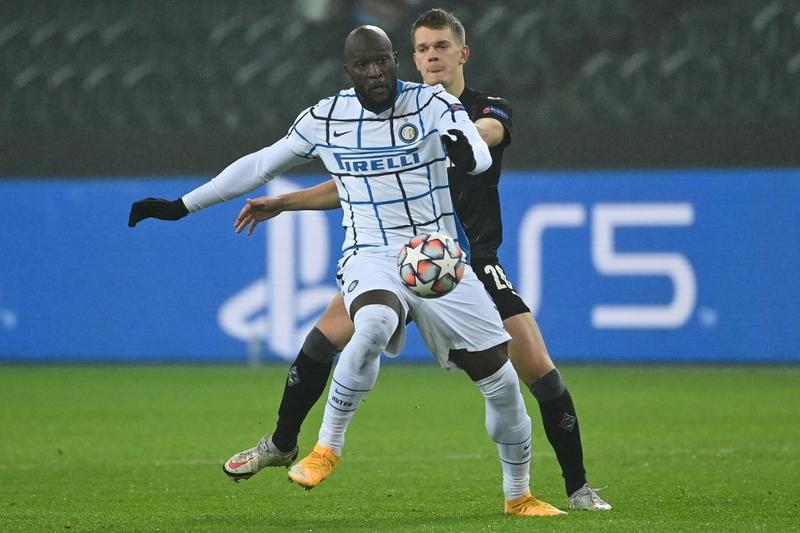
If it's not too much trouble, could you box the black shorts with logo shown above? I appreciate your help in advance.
[472,260,531,321]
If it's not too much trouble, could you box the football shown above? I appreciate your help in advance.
[398,232,466,298]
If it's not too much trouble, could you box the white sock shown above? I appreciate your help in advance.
[318,304,399,455]
[474,360,532,500]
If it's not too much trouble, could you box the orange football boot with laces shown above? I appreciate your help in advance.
[288,442,340,490]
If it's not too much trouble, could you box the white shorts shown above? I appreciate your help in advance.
[337,249,511,368]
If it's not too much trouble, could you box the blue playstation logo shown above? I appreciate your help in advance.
[217,178,339,360]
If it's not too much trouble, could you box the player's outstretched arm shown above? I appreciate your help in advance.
[128,136,311,229]
[234,179,340,236]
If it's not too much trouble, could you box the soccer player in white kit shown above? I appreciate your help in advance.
[128,25,563,516]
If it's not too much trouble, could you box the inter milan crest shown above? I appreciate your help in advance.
[399,123,418,143]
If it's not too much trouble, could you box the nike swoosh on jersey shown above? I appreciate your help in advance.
[333,130,351,137]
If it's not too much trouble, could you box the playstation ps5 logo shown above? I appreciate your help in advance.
[518,202,697,329]
[217,178,339,360]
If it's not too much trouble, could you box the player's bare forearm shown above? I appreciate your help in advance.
[281,179,340,211]
[475,117,504,148]
[233,179,340,236]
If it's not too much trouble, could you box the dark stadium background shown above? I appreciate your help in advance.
[3,0,799,176]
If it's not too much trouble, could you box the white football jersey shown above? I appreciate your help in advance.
[284,80,486,261]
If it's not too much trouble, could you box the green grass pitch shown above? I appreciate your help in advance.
[1,364,798,531]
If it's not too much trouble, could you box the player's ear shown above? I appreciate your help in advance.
[393,50,399,66]
[460,44,470,65]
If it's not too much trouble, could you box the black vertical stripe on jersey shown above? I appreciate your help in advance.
[324,94,341,145]
[388,101,397,146]
[393,172,417,235]
[336,176,359,253]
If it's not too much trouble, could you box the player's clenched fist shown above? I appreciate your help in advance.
[441,128,477,172]
[128,197,189,227]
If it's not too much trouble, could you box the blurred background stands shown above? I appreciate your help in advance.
[1,0,799,174]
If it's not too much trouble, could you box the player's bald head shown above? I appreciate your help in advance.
[343,25,399,112]
[344,25,394,61]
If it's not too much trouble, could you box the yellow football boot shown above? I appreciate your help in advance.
[504,492,567,517]
[288,442,340,490]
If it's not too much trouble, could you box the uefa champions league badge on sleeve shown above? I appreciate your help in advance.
[399,122,418,143]
[483,106,509,120]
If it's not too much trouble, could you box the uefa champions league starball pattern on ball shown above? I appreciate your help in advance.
[398,232,466,298]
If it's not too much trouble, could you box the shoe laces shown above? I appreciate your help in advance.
[508,493,538,508]
[256,440,270,456]
[580,485,609,505]
[588,485,607,495]
[305,447,336,470]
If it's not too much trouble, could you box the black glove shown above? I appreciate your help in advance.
[441,129,476,172]
[128,197,189,227]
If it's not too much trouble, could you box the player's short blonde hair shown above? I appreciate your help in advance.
[411,8,466,47]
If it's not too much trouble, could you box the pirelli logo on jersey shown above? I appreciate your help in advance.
[334,147,421,174]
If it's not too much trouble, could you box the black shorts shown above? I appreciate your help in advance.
[472,260,530,321]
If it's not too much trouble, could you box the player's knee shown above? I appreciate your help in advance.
[316,294,354,349]
[528,368,566,402]
[451,343,508,381]
[352,304,400,355]
[302,327,339,364]
[487,412,531,444]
